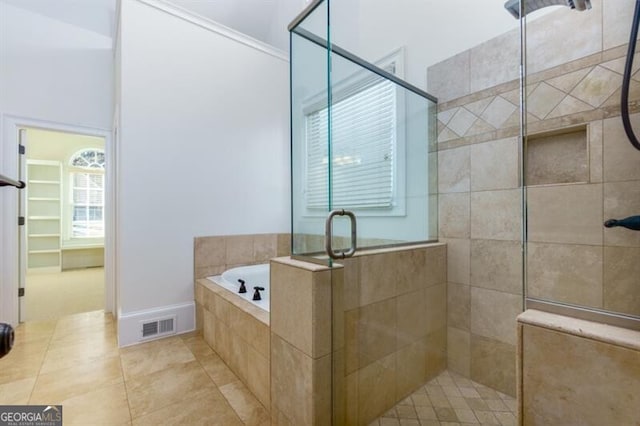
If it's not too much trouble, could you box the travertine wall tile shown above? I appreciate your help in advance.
[195,233,289,279]
[397,290,427,347]
[527,242,603,308]
[396,340,428,400]
[479,96,517,129]
[427,51,470,103]
[425,328,447,380]
[448,282,470,331]
[527,184,603,245]
[604,246,640,316]
[471,334,516,397]
[527,82,566,119]
[423,245,448,288]
[589,119,603,182]
[358,253,397,305]
[470,137,519,191]
[357,352,397,425]
[603,0,640,50]
[270,262,313,357]
[448,108,478,137]
[425,283,447,335]
[526,2,602,74]
[270,261,331,359]
[603,181,640,247]
[526,127,588,185]
[439,193,470,238]
[470,189,521,241]
[603,113,640,182]
[274,334,331,425]
[194,236,225,269]
[438,146,470,193]
[471,239,522,295]
[448,327,471,377]
[225,235,254,265]
[357,298,397,368]
[442,238,470,285]
[521,323,640,425]
[470,29,520,93]
[471,287,522,346]
[253,234,278,262]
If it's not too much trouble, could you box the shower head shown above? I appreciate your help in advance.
[504,0,592,19]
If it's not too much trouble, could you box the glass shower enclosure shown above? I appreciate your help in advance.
[289,1,438,265]
[522,1,640,331]
[289,0,439,424]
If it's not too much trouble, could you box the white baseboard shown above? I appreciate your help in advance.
[118,301,195,347]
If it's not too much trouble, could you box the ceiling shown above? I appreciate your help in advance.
[1,0,117,39]
[166,0,308,51]
[0,0,307,52]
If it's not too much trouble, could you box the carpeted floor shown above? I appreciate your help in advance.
[23,268,104,321]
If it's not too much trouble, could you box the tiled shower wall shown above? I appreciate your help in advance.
[428,0,640,396]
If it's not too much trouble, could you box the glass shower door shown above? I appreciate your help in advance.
[290,1,332,263]
[290,2,438,424]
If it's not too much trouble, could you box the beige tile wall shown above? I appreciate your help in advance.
[269,257,334,426]
[269,244,446,426]
[195,279,270,409]
[518,310,640,425]
[193,233,290,410]
[338,244,448,425]
[428,0,640,397]
[194,233,290,280]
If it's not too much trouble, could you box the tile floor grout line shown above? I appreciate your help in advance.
[26,318,58,404]
[117,353,135,425]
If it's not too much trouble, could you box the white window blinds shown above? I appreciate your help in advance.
[305,77,396,209]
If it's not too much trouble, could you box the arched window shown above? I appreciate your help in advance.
[69,149,105,238]
[71,149,105,169]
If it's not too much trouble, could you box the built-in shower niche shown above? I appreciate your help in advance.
[526,126,588,186]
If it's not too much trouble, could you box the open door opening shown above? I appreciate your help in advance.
[19,127,107,323]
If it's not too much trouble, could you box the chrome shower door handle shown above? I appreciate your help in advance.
[325,209,357,260]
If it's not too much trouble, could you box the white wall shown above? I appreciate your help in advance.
[117,0,289,325]
[0,1,114,325]
[0,2,114,130]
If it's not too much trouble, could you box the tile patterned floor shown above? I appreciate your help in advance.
[370,370,517,426]
[2,311,518,426]
[0,310,269,425]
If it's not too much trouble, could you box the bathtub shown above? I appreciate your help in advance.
[207,263,270,312]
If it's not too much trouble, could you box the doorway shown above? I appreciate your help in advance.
[19,126,108,322]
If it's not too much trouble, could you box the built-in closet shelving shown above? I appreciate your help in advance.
[26,160,62,271]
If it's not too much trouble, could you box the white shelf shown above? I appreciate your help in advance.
[28,180,60,185]
[26,160,62,271]
[62,245,104,251]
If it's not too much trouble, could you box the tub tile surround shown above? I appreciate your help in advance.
[194,233,289,411]
[518,310,640,425]
[196,278,271,409]
[430,0,640,396]
[194,233,291,280]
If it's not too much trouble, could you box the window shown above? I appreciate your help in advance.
[69,149,105,238]
[304,53,403,212]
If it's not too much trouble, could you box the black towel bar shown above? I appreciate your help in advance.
[0,173,26,189]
